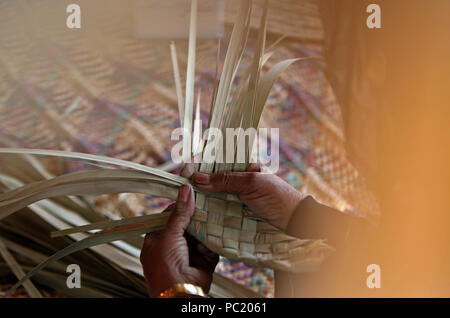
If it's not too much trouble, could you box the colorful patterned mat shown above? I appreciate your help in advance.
[0,0,378,297]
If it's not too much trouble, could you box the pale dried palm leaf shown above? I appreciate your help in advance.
[0,0,333,298]
[0,239,43,298]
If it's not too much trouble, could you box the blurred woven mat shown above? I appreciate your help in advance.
[0,0,378,296]
[225,0,323,40]
[0,282,61,298]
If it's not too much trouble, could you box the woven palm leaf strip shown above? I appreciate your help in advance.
[0,0,332,297]
[0,159,260,298]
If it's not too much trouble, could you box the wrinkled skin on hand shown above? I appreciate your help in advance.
[141,162,304,297]
[140,185,219,297]
[181,163,306,231]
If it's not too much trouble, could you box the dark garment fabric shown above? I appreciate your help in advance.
[275,0,450,297]
[276,196,376,297]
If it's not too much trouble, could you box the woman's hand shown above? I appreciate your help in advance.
[181,163,305,231]
[140,185,219,297]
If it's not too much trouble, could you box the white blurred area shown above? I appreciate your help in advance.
[133,0,224,39]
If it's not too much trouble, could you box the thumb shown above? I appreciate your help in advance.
[164,185,195,235]
[180,162,199,178]
[192,171,257,194]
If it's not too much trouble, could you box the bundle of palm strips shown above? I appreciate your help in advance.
[0,0,332,297]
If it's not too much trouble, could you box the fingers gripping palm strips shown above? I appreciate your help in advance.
[181,0,331,272]
[0,0,332,295]
[187,197,330,272]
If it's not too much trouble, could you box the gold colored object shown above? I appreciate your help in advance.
[0,1,335,299]
[158,283,207,298]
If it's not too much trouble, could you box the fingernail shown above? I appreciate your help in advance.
[193,173,210,185]
[178,185,190,203]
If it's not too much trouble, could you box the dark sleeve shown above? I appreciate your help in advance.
[276,196,378,297]
[286,196,375,247]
